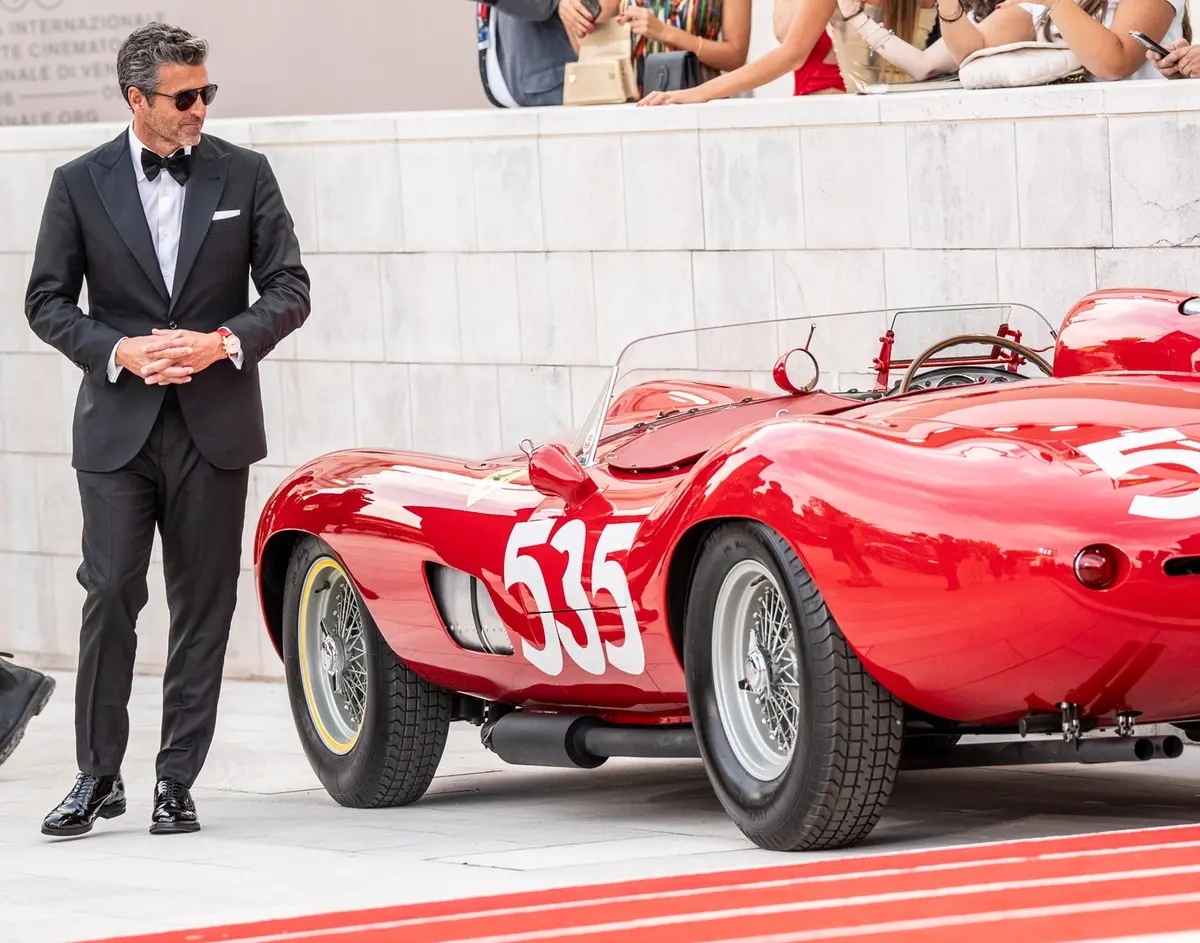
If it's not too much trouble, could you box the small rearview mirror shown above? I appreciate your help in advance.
[773,348,820,394]
[527,442,599,506]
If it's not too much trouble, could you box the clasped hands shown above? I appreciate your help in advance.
[116,329,225,385]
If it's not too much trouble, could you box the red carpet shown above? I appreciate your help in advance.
[80,823,1200,943]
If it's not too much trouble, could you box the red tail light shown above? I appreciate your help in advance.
[1074,544,1120,590]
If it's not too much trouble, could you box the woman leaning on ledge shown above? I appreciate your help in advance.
[638,0,1188,104]
[638,0,944,103]
[835,0,1190,82]
[621,0,753,88]
[774,0,943,94]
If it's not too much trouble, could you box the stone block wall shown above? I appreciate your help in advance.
[2,80,1199,679]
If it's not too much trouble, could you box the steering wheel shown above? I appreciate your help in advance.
[897,333,1054,395]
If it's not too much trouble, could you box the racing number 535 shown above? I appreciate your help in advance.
[1079,427,1200,520]
[504,519,644,677]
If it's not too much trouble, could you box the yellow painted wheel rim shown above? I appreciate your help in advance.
[298,557,367,755]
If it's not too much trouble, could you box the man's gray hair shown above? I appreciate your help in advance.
[116,22,209,107]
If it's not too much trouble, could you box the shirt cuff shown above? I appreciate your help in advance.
[224,331,244,370]
[107,339,126,383]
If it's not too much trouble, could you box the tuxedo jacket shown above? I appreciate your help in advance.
[24,129,311,474]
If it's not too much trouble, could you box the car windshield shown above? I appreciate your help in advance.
[572,303,1059,465]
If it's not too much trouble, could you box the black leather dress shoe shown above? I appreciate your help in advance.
[150,779,200,834]
[41,772,126,837]
[0,653,56,768]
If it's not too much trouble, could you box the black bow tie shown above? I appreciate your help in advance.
[141,147,190,186]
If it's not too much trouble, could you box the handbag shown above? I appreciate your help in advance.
[957,40,1087,89]
[643,50,703,91]
[563,18,639,105]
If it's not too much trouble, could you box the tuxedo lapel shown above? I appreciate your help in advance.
[170,136,230,315]
[88,134,170,302]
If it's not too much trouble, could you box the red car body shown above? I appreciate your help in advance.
[255,288,1200,724]
[252,287,1200,848]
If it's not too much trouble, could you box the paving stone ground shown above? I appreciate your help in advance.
[2,670,1198,943]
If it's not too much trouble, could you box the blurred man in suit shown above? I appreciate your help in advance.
[478,0,603,106]
[25,21,310,837]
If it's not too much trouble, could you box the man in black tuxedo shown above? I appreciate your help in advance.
[24,21,310,837]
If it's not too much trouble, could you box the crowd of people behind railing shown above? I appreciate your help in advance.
[474,0,1197,108]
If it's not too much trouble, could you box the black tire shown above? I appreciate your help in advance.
[684,520,904,851]
[281,535,453,808]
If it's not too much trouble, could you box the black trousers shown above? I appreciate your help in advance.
[74,388,249,787]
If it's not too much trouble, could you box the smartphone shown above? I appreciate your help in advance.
[1130,30,1171,57]
[581,0,601,16]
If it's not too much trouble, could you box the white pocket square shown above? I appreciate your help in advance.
[212,209,240,220]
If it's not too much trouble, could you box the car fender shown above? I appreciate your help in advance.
[638,404,1200,722]
[251,448,541,664]
[628,411,1064,707]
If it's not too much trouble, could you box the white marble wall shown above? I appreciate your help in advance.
[3,80,1200,680]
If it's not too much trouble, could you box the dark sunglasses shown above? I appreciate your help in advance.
[146,84,218,111]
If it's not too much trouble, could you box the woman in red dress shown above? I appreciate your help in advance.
[776,0,849,94]
[639,0,936,104]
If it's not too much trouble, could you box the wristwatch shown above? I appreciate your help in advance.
[216,326,241,359]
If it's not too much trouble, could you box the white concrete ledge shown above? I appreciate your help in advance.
[2,85,1198,677]
[5,80,1198,155]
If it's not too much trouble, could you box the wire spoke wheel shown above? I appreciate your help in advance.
[685,521,904,852]
[711,559,803,781]
[299,557,368,755]
[282,535,453,809]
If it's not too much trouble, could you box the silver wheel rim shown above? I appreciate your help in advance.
[711,559,803,782]
[299,557,368,755]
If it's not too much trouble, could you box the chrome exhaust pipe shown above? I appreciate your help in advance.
[1150,734,1184,759]
[1076,736,1155,763]
[481,710,700,768]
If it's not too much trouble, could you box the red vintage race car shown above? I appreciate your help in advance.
[252,287,1200,852]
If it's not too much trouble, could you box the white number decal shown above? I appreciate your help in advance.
[502,519,644,676]
[550,520,607,675]
[593,522,644,675]
[503,519,564,676]
[1078,427,1200,520]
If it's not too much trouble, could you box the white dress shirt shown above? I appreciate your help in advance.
[107,124,242,382]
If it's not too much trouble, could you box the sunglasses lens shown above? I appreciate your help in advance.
[171,86,216,110]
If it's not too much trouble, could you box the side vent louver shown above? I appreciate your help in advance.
[425,563,515,655]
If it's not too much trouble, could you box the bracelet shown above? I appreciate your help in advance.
[862,20,895,49]
[695,35,704,57]
[937,1,966,21]
[840,1,865,20]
